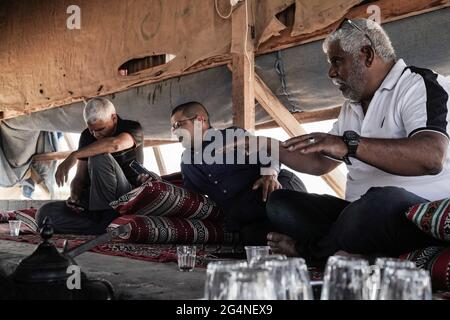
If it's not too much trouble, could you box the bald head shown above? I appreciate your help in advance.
[171,102,210,126]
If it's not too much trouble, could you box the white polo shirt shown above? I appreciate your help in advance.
[329,59,450,202]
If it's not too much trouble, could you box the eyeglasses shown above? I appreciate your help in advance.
[337,18,374,48]
[171,116,197,130]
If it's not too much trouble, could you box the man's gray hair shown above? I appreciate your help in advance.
[83,97,116,124]
[323,18,396,63]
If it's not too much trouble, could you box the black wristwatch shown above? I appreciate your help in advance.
[342,130,360,165]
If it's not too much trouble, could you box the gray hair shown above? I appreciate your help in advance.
[323,18,396,63]
[83,97,116,124]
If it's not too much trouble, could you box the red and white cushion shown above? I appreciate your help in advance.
[109,180,223,221]
[107,215,237,244]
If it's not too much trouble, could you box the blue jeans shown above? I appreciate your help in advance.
[267,186,445,263]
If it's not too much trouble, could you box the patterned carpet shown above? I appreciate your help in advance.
[0,224,244,268]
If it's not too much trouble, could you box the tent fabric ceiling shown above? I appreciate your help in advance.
[4,8,450,140]
[0,0,361,114]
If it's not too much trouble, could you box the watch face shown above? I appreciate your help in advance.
[345,131,358,140]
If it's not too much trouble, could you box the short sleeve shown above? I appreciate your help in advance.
[328,120,341,136]
[401,68,449,139]
[328,104,348,136]
[122,121,144,147]
[77,129,95,161]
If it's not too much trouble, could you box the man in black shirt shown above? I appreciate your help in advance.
[36,97,144,234]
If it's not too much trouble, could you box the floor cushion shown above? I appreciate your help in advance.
[402,246,450,291]
[107,215,237,244]
[405,198,450,242]
[109,180,223,220]
[0,208,38,233]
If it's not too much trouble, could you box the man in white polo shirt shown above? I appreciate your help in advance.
[265,18,450,263]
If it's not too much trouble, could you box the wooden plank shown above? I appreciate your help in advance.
[32,151,72,162]
[231,0,256,132]
[255,74,305,137]
[143,139,178,148]
[152,146,167,176]
[254,73,346,198]
[258,0,450,54]
[33,139,179,162]
[256,106,341,130]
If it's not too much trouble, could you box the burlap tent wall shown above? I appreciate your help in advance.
[0,0,362,117]
[4,7,450,139]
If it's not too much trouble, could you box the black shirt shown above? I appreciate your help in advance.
[78,117,144,187]
[181,127,278,210]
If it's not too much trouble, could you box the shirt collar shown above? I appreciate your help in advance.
[377,58,407,91]
[347,59,407,114]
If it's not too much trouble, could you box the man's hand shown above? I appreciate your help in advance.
[66,198,85,214]
[282,133,348,159]
[252,175,282,202]
[55,153,78,187]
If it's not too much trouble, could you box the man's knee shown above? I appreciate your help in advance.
[266,189,288,222]
[36,203,61,227]
[88,153,114,171]
[332,187,426,251]
[277,170,307,192]
[364,186,427,205]
[266,189,307,222]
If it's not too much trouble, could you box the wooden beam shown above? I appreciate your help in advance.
[258,0,450,54]
[231,1,255,132]
[143,139,178,148]
[33,139,179,162]
[254,73,346,198]
[256,106,341,130]
[152,146,167,176]
[32,151,72,162]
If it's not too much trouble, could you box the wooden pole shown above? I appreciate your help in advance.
[231,0,255,132]
[254,73,346,198]
[256,106,341,130]
[152,146,167,176]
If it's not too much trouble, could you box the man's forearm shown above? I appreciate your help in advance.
[72,137,124,160]
[257,137,338,175]
[279,145,340,175]
[356,134,446,176]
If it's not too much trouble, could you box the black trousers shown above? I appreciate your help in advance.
[226,169,306,245]
[266,186,445,263]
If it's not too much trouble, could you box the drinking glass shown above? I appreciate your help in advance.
[369,257,417,299]
[286,258,313,300]
[244,246,270,265]
[177,245,196,272]
[321,255,370,300]
[379,268,432,300]
[9,220,21,237]
[204,260,248,300]
[225,267,277,300]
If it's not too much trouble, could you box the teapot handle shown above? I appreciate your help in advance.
[85,279,115,300]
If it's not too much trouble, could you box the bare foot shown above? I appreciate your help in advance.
[266,232,299,257]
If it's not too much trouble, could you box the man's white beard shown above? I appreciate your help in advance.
[346,60,367,102]
[333,59,367,103]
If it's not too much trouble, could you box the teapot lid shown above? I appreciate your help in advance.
[13,217,73,283]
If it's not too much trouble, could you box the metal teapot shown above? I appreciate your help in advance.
[7,217,130,300]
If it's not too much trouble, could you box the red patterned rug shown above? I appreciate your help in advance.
[0,225,243,267]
